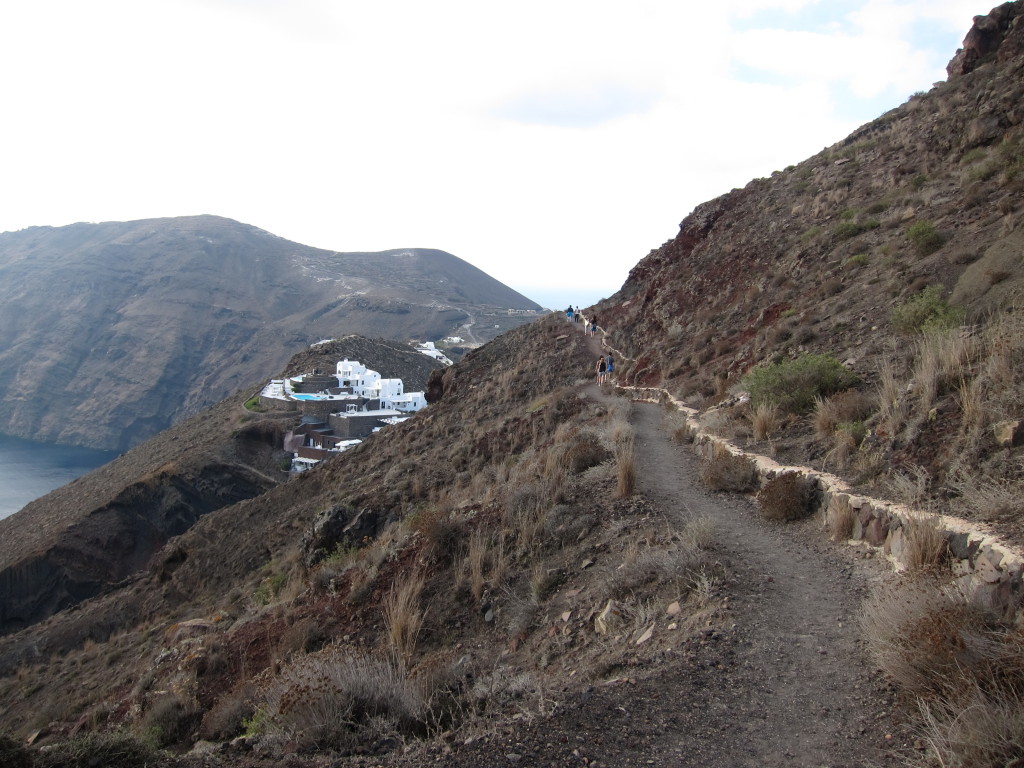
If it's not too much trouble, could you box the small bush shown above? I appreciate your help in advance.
[141,694,194,748]
[749,402,780,441]
[33,732,167,768]
[383,571,425,668]
[256,650,428,752]
[743,354,859,414]
[699,449,757,493]
[902,516,949,570]
[891,285,965,334]
[562,430,611,474]
[907,220,946,255]
[757,472,819,522]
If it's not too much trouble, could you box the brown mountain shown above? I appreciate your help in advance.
[0,5,1023,767]
[0,335,442,635]
[0,215,541,450]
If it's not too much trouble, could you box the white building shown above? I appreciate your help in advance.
[413,341,453,366]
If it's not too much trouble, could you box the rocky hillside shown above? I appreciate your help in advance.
[0,5,1023,767]
[0,336,442,635]
[598,1,1024,544]
[0,215,541,450]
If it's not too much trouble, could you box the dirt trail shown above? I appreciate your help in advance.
[573,334,909,766]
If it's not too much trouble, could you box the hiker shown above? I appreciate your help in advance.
[566,305,574,322]
[589,317,598,337]
[596,355,607,384]
[575,306,582,324]
[606,354,614,379]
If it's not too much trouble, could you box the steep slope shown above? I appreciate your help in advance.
[1,7,1023,766]
[0,215,541,450]
[0,336,442,635]
[596,1,1024,542]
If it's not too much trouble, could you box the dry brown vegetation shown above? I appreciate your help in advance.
[862,576,1024,767]
[0,316,724,764]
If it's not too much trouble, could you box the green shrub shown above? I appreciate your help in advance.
[743,354,859,414]
[891,285,965,334]
[834,219,880,241]
[907,220,946,255]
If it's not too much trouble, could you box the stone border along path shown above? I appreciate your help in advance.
[584,318,1023,609]
[572,335,903,765]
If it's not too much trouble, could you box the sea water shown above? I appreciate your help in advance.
[0,433,117,520]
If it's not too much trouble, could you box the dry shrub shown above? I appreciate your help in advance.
[611,542,702,598]
[505,482,549,553]
[255,649,428,752]
[918,682,1024,768]
[699,447,757,492]
[914,329,976,414]
[679,515,713,550]
[749,402,780,441]
[32,733,166,768]
[560,429,611,474]
[200,683,255,741]
[416,510,467,565]
[756,472,819,522]
[862,578,1024,699]
[947,464,1024,524]
[902,515,950,570]
[813,389,874,439]
[383,571,426,668]
[141,693,195,748]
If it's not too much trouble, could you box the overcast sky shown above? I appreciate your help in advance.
[0,0,987,309]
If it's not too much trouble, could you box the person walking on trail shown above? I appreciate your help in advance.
[566,306,574,323]
[575,306,582,324]
[605,354,614,379]
[589,317,598,337]
[596,355,607,384]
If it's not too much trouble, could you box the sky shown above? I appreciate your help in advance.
[0,0,989,310]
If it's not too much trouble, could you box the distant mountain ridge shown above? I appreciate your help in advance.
[0,215,541,450]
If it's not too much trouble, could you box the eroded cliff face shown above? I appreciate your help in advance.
[0,407,286,635]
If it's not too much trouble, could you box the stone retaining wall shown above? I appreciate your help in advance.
[619,384,1023,614]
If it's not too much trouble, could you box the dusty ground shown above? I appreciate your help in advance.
[200,339,913,768]
[324,385,911,767]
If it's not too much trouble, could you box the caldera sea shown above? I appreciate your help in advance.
[0,433,117,520]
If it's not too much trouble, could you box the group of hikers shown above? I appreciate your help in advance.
[564,305,614,384]
[565,305,599,337]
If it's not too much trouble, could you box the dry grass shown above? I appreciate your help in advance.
[615,435,637,498]
[255,649,428,752]
[917,683,1024,768]
[827,500,856,541]
[862,577,1024,767]
[699,446,757,492]
[467,528,488,604]
[749,402,780,441]
[902,515,949,571]
[913,328,976,415]
[383,570,426,668]
[877,356,907,436]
